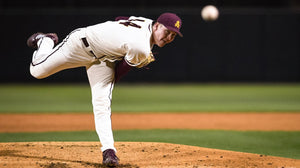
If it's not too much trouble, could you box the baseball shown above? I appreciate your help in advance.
[201,5,219,21]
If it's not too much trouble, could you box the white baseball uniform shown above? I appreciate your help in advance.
[29,16,155,152]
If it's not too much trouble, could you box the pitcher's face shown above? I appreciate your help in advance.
[152,23,177,47]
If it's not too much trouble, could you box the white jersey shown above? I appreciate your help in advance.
[85,16,155,68]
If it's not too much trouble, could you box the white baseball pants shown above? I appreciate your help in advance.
[29,29,117,152]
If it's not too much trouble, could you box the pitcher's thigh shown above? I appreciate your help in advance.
[86,61,116,88]
[30,50,83,79]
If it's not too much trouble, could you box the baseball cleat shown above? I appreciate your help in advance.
[102,149,119,167]
[27,32,58,49]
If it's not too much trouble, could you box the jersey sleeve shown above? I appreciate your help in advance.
[120,16,154,68]
[124,43,155,68]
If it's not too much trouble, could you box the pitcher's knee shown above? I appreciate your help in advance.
[30,64,48,79]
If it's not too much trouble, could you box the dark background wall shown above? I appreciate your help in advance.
[1,0,299,83]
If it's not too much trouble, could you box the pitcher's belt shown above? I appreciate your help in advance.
[81,37,97,58]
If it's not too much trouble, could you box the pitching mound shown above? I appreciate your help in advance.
[1,142,299,168]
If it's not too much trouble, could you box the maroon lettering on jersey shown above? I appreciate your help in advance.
[115,16,129,21]
[119,19,145,29]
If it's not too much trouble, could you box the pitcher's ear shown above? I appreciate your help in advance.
[153,22,160,31]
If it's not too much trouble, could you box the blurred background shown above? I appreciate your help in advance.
[0,1,299,159]
[0,0,299,83]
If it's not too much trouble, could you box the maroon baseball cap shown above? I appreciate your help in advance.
[157,13,183,37]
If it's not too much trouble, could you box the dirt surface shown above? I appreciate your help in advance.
[0,113,299,168]
[1,142,299,168]
[1,113,300,132]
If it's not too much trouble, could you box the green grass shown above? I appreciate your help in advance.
[0,83,300,113]
[113,83,300,112]
[0,84,92,113]
[1,130,299,159]
[1,84,299,160]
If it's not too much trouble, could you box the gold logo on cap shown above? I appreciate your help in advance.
[175,21,180,29]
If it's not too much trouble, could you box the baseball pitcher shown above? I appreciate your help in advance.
[27,12,183,166]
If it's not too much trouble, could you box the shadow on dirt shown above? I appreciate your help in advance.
[0,150,139,168]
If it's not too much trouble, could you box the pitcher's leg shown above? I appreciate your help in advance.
[31,37,55,65]
[30,37,71,79]
[86,61,116,152]
[92,82,115,152]
[29,29,94,79]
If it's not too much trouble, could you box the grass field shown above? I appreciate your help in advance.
[0,83,299,159]
[1,83,300,113]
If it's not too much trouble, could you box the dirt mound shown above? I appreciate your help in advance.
[1,113,299,167]
[0,142,299,168]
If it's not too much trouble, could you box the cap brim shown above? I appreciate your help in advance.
[166,26,183,37]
